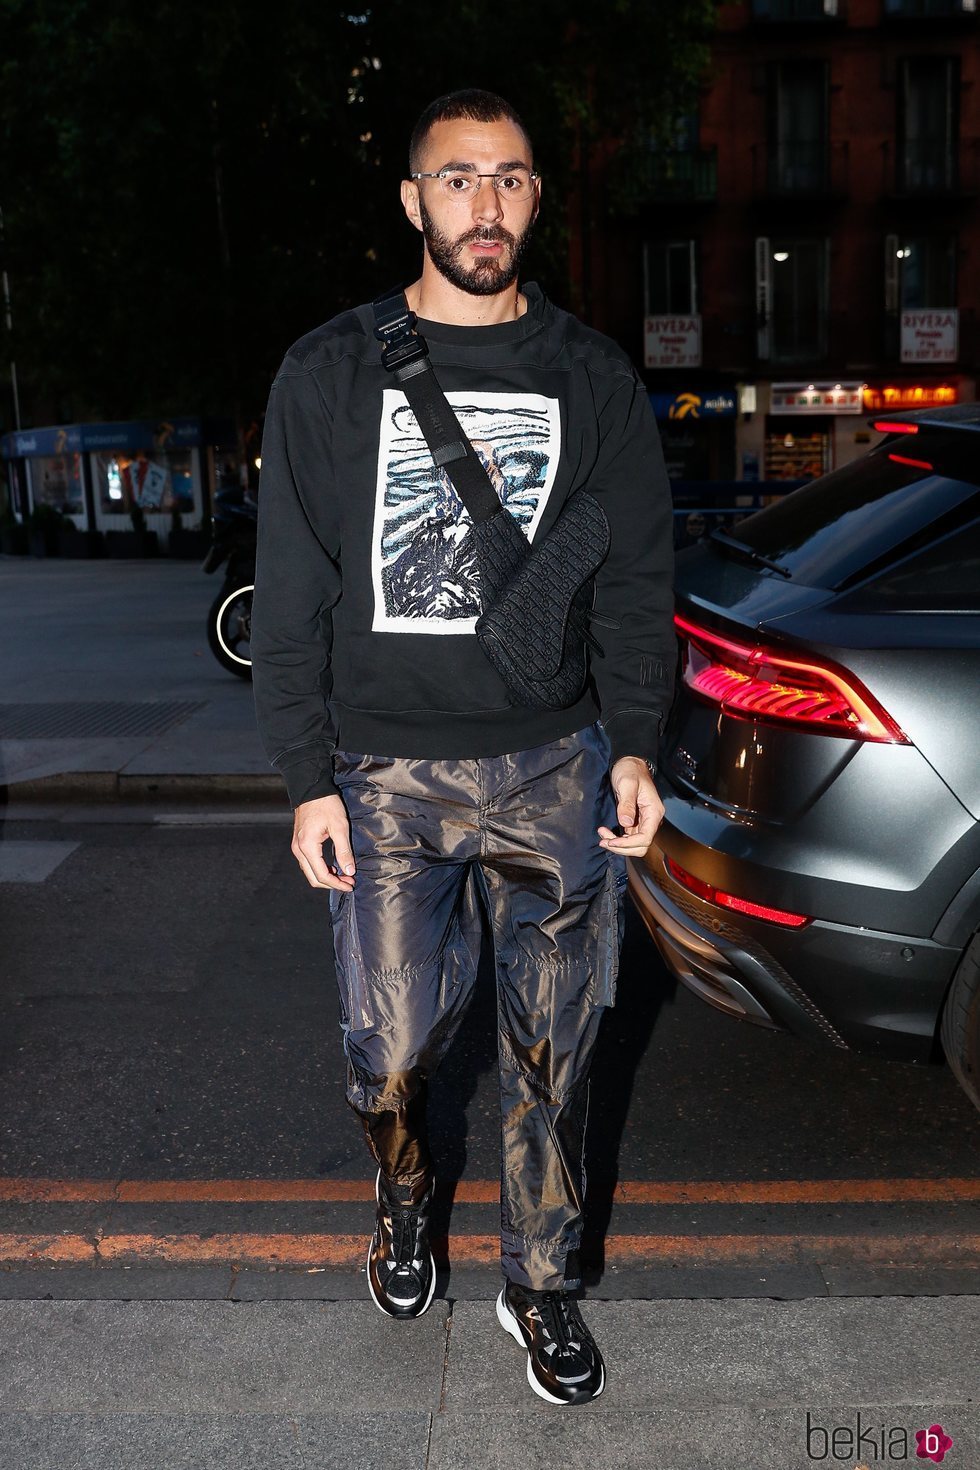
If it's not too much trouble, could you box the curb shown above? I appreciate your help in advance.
[0,771,287,806]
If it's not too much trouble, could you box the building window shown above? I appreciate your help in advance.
[885,0,976,16]
[667,111,699,154]
[753,0,840,17]
[757,238,829,361]
[644,240,697,315]
[888,236,957,309]
[625,112,718,204]
[898,57,958,193]
[884,233,958,360]
[764,423,831,481]
[767,60,828,193]
[93,449,194,517]
[32,454,84,519]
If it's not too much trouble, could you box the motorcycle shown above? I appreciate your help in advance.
[203,482,257,679]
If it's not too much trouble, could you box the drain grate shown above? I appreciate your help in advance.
[0,701,205,740]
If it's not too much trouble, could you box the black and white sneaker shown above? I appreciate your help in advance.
[366,1168,436,1319]
[496,1281,605,1405]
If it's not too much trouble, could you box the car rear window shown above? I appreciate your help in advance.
[730,440,980,589]
[838,515,980,612]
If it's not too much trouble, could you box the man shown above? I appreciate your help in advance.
[250,89,676,1407]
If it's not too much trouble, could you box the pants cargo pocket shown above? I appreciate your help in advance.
[329,883,371,1033]
[593,851,629,1008]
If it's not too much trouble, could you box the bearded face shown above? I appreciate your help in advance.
[417,192,536,298]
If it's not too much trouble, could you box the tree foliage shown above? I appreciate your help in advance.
[0,0,717,426]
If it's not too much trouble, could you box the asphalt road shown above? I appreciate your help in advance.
[3,549,977,1465]
[2,804,979,1304]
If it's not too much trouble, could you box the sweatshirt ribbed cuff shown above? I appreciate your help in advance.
[273,750,340,808]
[600,710,663,770]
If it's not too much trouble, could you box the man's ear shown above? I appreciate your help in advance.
[400,178,423,233]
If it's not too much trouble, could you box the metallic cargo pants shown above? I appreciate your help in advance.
[327,719,628,1292]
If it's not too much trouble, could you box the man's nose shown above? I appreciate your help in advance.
[472,178,504,223]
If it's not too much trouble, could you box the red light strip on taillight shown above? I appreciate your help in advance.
[665,856,811,929]
[673,613,909,743]
[887,452,934,471]
[871,420,919,434]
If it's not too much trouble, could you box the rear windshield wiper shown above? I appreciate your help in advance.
[706,528,793,578]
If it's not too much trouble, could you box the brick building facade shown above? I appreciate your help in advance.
[574,0,978,486]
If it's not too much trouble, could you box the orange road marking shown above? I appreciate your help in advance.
[0,1176,978,1204]
[0,1179,118,1202]
[1,1232,979,1269]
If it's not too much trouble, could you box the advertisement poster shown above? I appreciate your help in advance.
[900,310,958,365]
[644,316,702,369]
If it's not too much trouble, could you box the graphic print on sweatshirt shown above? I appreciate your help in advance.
[371,389,561,633]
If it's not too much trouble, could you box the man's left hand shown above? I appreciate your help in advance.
[597,756,665,859]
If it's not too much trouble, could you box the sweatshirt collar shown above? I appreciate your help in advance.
[411,280,547,346]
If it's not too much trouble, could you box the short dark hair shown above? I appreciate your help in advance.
[408,89,532,176]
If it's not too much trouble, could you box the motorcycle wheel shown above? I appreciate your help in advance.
[208,582,254,680]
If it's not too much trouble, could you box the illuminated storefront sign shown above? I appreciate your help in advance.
[901,310,958,365]
[649,390,736,420]
[644,315,702,369]
[1,417,219,460]
[862,383,959,412]
[770,382,865,414]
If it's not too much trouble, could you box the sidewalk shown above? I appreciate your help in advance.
[0,559,278,801]
[2,1295,976,1468]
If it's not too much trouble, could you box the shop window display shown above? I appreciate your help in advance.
[95,449,194,515]
[33,453,84,517]
[764,425,830,480]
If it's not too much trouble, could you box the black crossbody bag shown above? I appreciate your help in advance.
[372,286,620,711]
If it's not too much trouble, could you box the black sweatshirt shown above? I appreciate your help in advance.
[250,281,676,808]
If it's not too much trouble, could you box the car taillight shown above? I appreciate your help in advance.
[673,613,910,744]
[871,419,919,434]
[887,452,934,471]
[665,856,812,929]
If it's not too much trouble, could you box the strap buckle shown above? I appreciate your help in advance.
[372,290,429,372]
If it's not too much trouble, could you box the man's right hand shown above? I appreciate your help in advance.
[291,794,356,891]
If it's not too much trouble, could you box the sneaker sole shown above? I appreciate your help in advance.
[495,1288,605,1406]
[366,1169,437,1320]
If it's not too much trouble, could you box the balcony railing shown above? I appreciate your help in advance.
[752,140,849,198]
[883,0,976,17]
[883,138,979,196]
[608,147,718,211]
[902,140,957,192]
[693,306,975,377]
[759,310,879,371]
[751,0,843,18]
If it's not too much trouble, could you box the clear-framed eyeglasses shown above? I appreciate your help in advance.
[410,168,540,202]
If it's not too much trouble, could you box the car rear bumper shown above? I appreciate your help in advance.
[629,843,960,1063]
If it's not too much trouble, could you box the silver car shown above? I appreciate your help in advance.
[629,403,980,1112]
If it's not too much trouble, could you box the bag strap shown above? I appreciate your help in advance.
[372,286,503,525]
